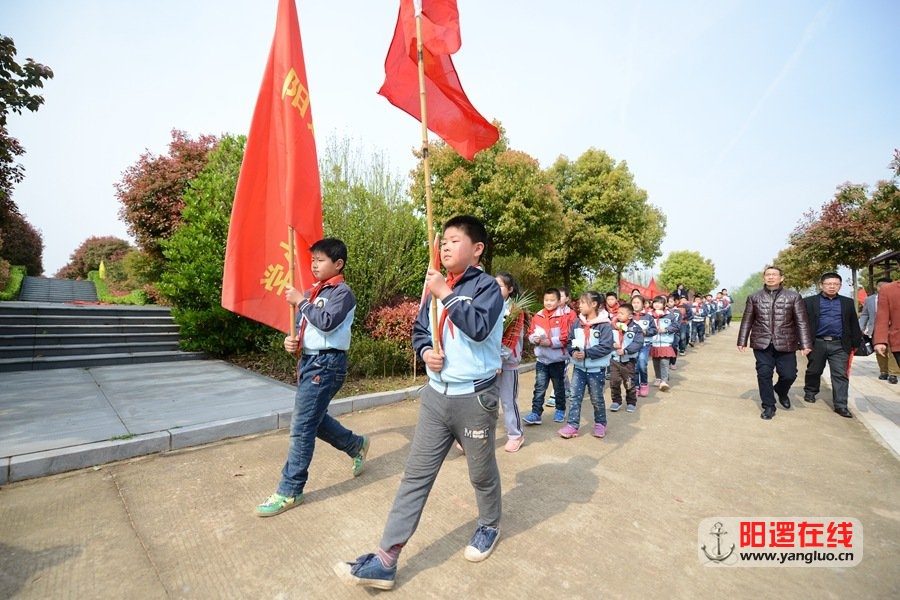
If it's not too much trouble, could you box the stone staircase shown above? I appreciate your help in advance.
[18,276,99,303]
[0,302,206,372]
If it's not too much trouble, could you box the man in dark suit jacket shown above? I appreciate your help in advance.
[803,272,863,418]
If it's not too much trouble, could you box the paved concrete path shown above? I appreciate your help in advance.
[1,328,898,598]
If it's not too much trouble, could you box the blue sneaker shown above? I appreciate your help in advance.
[464,525,500,562]
[544,397,556,407]
[523,412,542,425]
[609,402,622,412]
[553,409,565,423]
[626,404,637,413]
[334,553,396,590]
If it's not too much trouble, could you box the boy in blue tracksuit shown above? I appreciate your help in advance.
[691,297,707,344]
[608,303,645,412]
[336,216,505,590]
[256,238,368,517]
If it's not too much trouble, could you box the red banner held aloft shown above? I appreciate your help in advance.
[379,0,499,161]
[222,0,323,334]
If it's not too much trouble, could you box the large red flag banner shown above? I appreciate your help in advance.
[222,0,323,334]
[379,0,499,161]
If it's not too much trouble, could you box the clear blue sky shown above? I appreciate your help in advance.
[4,0,899,290]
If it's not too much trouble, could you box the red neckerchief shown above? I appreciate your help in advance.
[580,315,593,350]
[298,274,344,342]
[437,270,463,345]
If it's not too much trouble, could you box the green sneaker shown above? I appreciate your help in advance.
[255,492,302,517]
[352,436,370,477]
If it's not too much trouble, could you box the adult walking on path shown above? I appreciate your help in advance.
[873,279,900,368]
[737,266,813,420]
[802,272,863,419]
[859,277,899,384]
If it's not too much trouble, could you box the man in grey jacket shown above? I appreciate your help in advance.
[859,278,899,384]
[737,266,814,420]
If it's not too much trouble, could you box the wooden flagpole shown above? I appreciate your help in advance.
[288,226,297,338]
[415,0,440,352]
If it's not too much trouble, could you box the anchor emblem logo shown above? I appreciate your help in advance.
[701,521,735,562]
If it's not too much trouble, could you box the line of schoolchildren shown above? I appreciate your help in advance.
[520,285,733,440]
[266,220,735,590]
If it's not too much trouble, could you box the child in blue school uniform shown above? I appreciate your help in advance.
[558,291,614,439]
[650,295,680,392]
[631,295,657,398]
[255,238,369,517]
[608,303,645,413]
[335,215,505,590]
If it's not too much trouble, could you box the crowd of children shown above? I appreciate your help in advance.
[520,284,733,440]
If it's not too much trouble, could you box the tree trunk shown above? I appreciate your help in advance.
[851,268,859,314]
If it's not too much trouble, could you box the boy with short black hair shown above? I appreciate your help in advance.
[255,238,368,517]
[335,215,505,590]
[608,303,644,413]
[523,288,570,425]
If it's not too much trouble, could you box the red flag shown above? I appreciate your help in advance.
[222,0,323,333]
[379,0,499,161]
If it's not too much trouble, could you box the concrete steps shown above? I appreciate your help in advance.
[18,276,98,303]
[0,302,206,372]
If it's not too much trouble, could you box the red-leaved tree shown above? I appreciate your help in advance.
[0,210,43,275]
[115,129,219,261]
[56,236,131,280]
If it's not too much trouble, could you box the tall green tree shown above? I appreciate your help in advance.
[320,135,428,319]
[159,134,272,354]
[658,250,717,295]
[545,148,665,287]
[0,35,54,224]
[408,123,562,273]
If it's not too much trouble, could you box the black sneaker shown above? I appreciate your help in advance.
[803,394,816,403]
[760,406,776,420]
[464,525,500,562]
[878,373,889,380]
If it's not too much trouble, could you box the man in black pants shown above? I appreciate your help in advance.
[803,272,863,418]
[737,266,814,420]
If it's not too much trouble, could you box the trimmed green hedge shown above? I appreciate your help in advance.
[88,271,147,304]
[0,265,27,300]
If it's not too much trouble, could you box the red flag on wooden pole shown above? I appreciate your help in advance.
[222,0,323,334]
[379,0,499,161]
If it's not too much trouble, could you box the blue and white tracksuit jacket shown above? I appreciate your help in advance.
[565,316,614,373]
[611,319,645,362]
[294,281,355,351]
[692,303,708,324]
[413,266,504,396]
[635,310,659,346]
[650,309,681,349]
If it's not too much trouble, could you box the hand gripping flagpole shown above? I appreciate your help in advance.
[415,0,440,352]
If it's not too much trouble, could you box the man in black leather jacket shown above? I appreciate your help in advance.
[737,266,814,420]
